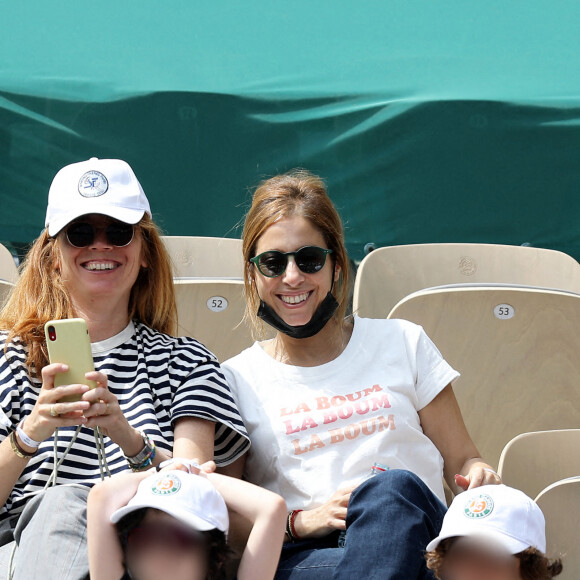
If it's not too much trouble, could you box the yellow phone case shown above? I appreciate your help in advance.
[44,318,97,403]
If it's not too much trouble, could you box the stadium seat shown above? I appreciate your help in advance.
[535,477,580,579]
[162,236,244,278]
[0,280,14,309]
[353,243,580,318]
[0,243,18,284]
[387,286,580,468]
[174,279,254,362]
[498,430,580,500]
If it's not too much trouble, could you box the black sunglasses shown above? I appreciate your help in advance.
[250,246,333,278]
[64,221,135,248]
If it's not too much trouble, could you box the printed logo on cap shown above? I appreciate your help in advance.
[464,494,494,519]
[78,170,109,198]
[151,474,182,496]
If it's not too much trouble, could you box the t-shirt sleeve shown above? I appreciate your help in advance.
[413,325,460,410]
[168,344,250,466]
[0,339,25,439]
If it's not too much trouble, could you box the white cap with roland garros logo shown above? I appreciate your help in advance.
[426,484,546,554]
[110,471,229,534]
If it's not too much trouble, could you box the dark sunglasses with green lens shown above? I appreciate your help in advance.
[250,246,333,278]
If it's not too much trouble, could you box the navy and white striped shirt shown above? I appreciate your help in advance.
[0,321,250,521]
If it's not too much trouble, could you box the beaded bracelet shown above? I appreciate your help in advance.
[10,431,37,459]
[127,436,157,472]
[285,509,303,542]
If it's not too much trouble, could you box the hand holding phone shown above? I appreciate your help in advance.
[44,318,97,403]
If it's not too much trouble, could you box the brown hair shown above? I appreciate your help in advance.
[0,214,177,375]
[242,169,350,339]
[425,538,563,580]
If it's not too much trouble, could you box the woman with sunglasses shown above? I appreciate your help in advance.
[0,158,249,579]
[221,170,500,580]
[87,458,287,580]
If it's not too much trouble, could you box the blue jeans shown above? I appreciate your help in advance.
[275,469,447,580]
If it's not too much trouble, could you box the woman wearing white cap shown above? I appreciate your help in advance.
[87,459,287,580]
[425,484,563,579]
[0,159,250,579]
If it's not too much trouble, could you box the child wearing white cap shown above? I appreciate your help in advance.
[87,459,287,580]
[425,484,562,580]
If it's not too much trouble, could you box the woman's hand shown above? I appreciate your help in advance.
[20,363,91,445]
[81,371,145,457]
[455,461,502,491]
[294,483,357,539]
[158,457,217,475]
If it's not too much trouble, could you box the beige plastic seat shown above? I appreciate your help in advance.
[0,280,14,309]
[163,236,244,278]
[387,286,580,468]
[535,477,580,579]
[174,279,254,362]
[354,243,580,318]
[498,430,580,500]
[0,243,18,284]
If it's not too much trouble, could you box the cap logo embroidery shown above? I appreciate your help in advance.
[151,474,182,496]
[464,494,494,519]
[78,170,108,198]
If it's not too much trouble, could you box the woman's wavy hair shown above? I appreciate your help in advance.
[241,169,350,339]
[0,214,177,375]
[425,537,563,580]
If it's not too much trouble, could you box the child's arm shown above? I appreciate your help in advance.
[87,470,152,580]
[206,472,287,580]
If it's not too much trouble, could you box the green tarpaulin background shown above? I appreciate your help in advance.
[1,1,579,262]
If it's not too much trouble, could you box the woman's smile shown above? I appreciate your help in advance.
[81,259,122,272]
[278,291,313,306]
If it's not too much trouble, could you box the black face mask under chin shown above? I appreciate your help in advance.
[257,291,339,339]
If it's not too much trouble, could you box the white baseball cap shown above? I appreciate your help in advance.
[426,484,546,554]
[45,158,151,236]
[110,471,229,534]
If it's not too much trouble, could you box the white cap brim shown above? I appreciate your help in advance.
[47,207,146,237]
[110,500,218,532]
[426,528,531,555]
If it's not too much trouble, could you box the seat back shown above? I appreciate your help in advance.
[0,243,18,284]
[354,243,580,318]
[0,280,14,309]
[163,236,244,278]
[387,286,580,467]
[498,430,580,499]
[535,477,580,579]
[174,279,253,362]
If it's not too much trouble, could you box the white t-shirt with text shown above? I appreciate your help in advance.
[222,317,459,508]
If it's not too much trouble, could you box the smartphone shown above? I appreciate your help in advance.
[44,318,97,403]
